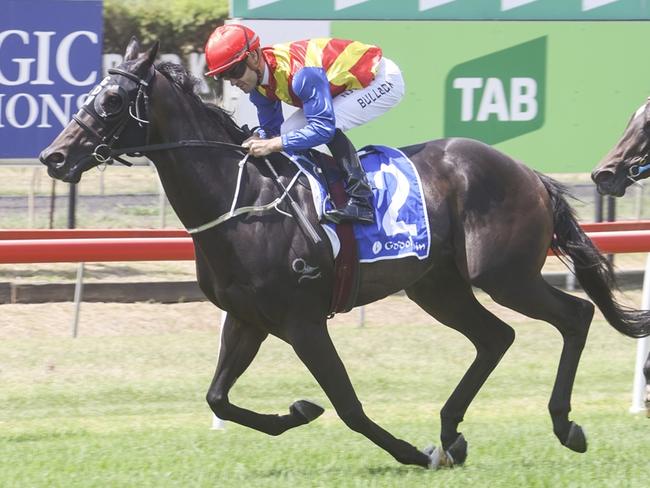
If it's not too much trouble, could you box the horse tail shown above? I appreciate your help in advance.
[536,171,650,338]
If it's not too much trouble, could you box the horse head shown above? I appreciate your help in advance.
[39,37,159,183]
[591,98,650,196]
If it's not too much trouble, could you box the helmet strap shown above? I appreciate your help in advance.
[255,66,263,86]
[249,49,264,87]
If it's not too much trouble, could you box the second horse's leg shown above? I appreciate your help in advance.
[206,313,324,435]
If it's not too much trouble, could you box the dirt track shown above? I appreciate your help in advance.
[0,294,504,339]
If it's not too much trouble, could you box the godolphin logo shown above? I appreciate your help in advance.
[444,36,546,145]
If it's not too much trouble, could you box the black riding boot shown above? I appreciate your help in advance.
[324,129,375,224]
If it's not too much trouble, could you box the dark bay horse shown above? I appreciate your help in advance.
[592,97,650,414]
[40,39,650,468]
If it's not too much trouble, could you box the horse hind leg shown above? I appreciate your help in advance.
[206,313,324,435]
[405,260,516,467]
[483,274,594,452]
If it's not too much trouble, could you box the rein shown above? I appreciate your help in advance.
[187,153,302,234]
[109,139,248,160]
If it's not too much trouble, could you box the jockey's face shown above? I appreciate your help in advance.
[225,51,261,94]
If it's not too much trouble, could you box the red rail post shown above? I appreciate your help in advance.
[0,229,650,264]
[0,237,195,263]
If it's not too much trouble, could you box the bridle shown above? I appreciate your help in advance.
[72,66,247,168]
[627,157,650,180]
[627,97,650,181]
[72,66,154,166]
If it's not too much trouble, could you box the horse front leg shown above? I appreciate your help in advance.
[206,313,324,435]
[287,319,431,468]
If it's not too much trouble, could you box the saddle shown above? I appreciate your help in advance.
[296,145,431,316]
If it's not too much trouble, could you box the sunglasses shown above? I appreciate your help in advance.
[215,59,248,81]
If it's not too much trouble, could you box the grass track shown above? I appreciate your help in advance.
[1,296,648,487]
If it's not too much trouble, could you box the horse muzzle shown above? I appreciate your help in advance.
[39,148,84,183]
[40,148,67,177]
[591,167,627,197]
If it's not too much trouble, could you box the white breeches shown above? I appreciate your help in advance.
[280,57,405,134]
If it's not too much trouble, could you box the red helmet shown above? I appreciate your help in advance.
[204,24,260,77]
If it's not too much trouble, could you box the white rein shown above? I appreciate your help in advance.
[186,153,303,235]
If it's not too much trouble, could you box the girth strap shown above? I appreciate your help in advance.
[315,153,360,316]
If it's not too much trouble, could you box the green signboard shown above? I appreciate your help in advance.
[445,37,547,145]
[328,21,650,173]
[233,1,650,20]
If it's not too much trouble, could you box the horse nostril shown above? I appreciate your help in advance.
[43,152,65,168]
[591,169,614,184]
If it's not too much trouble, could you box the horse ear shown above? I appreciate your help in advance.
[144,41,160,66]
[124,36,140,61]
[131,41,159,74]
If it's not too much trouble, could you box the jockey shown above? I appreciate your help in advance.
[204,24,405,224]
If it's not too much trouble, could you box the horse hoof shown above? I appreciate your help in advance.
[447,434,468,465]
[563,421,587,453]
[423,436,467,470]
[290,400,324,423]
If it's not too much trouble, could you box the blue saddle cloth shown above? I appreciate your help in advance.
[293,145,431,263]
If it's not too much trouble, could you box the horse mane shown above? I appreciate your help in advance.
[155,61,250,144]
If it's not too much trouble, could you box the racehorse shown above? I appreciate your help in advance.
[41,38,650,468]
[591,97,650,415]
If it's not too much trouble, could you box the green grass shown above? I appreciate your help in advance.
[1,304,648,487]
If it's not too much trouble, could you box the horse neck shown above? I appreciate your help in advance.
[145,76,254,230]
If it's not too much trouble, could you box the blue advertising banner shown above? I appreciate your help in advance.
[0,0,103,159]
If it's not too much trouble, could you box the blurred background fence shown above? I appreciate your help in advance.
[1,162,648,231]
